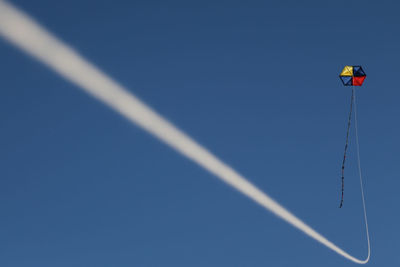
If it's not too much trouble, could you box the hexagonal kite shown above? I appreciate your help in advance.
[339,65,366,86]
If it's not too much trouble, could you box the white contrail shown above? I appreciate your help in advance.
[0,1,370,264]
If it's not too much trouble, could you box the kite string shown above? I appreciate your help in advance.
[340,87,354,208]
[353,88,371,261]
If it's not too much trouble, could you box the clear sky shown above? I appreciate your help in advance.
[0,0,399,266]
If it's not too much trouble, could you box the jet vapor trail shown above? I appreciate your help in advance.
[0,0,370,264]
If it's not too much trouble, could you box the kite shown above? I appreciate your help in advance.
[338,66,366,208]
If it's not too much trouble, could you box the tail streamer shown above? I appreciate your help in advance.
[340,87,354,208]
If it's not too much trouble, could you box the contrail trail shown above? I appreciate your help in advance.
[0,1,370,264]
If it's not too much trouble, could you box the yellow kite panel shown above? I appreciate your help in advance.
[340,66,353,76]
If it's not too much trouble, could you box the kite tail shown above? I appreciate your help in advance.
[340,87,354,208]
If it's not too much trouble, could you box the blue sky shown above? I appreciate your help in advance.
[0,0,399,266]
